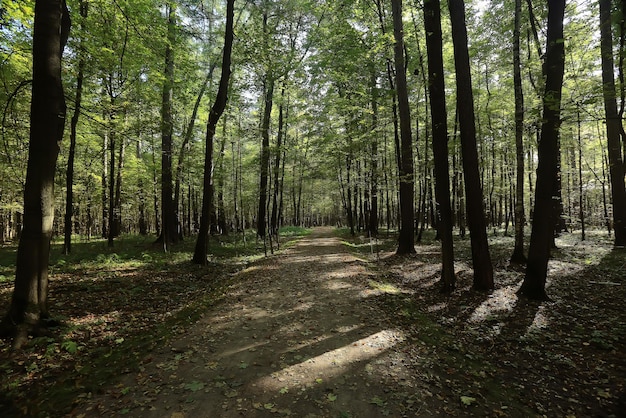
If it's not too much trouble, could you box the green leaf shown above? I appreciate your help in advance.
[460,396,477,406]
[184,381,205,392]
[327,393,337,402]
[61,340,78,354]
[370,396,385,407]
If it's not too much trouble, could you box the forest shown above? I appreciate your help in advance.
[0,0,625,416]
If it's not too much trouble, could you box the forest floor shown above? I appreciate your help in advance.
[1,227,625,417]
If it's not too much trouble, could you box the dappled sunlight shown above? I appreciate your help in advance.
[323,278,357,289]
[526,305,550,335]
[427,302,447,313]
[468,284,519,323]
[218,341,269,359]
[254,329,405,391]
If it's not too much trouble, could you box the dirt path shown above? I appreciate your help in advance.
[76,228,422,417]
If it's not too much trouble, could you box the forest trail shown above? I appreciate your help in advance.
[76,228,423,417]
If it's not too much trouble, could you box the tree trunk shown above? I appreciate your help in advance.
[257,76,274,238]
[448,0,493,290]
[193,0,234,265]
[519,0,565,300]
[1,0,70,348]
[63,0,87,255]
[369,67,379,236]
[392,0,415,254]
[270,84,286,235]
[174,69,213,240]
[424,0,456,291]
[511,0,527,263]
[600,0,626,247]
[158,2,177,250]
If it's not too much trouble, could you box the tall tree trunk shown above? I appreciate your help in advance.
[1,0,70,348]
[174,69,213,240]
[101,130,108,238]
[519,0,566,300]
[107,107,116,247]
[217,117,228,235]
[600,0,626,247]
[448,0,493,290]
[424,0,455,291]
[257,75,274,238]
[270,84,286,235]
[158,2,177,250]
[392,0,415,254]
[511,0,527,263]
[193,0,234,265]
[369,68,379,236]
[63,0,87,255]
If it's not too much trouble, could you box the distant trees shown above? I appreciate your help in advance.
[1,0,625,307]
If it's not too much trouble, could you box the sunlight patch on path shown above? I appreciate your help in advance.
[468,285,518,324]
[255,329,405,391]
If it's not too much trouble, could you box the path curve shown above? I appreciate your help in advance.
[77,228,421,417]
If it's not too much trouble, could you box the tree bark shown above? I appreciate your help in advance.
[158,2,177,250]
[511,0,527,263]
[1,0,70,348]
[519,0,566,300]
[193,0,234,265]
[424,0,456,291]
[600,0,626,247]
[448,0,493,290]
[63,0,87,255]
[258,74,274,238]
[392,0,415,254]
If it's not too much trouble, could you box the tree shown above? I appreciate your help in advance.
[424,0,455,291]
[0,0,70,349]
[599,0,626,247]
[63,0,88,255]
[510,0,527,263]
[392,0,416,255]
[519,0,566,300]
[448,0,493,290]
[193,0,235,265]
[158,2,178,250]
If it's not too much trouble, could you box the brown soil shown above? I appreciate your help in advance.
[73,227,428,417]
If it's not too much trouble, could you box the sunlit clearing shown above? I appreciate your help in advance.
[469,285,518,323]
[255,329,404,391]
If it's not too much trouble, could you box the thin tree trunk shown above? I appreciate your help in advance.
[158,2,177,250]
[511,0,526,263]
[174,69,214,240]
[63,0,87,255]
[448,0,493,290]
[424,0,455,291]
[392,0,415,254]
[519,0,566,300]
[600,0,626,247]
[193,0,234,264]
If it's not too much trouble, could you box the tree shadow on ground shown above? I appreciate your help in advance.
[365,232,626,416]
